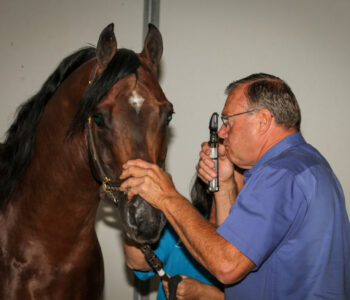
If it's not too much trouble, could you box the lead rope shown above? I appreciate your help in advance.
[140,244,182,300]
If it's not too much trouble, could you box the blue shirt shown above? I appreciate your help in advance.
[217,133,350,299]
[134,223,221,300]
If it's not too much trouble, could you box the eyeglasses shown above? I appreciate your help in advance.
[220,109,259,127]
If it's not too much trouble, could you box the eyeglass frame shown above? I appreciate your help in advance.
[220,109,260,127]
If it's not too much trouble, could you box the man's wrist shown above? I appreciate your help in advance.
[216,177,237,198]
[161,192,193,220]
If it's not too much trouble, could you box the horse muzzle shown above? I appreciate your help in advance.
[118,194,166,244]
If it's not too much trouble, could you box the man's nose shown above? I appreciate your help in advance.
[218,124,227,139]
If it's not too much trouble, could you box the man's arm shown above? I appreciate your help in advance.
[160,191,254,284]
[120,160,255,284]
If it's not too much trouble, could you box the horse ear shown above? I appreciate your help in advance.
[96,23,117,71]
[141,24,163,72]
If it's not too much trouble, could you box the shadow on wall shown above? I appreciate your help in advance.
[95,199,160,300]
[96,199,124,232]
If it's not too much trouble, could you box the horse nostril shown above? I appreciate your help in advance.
[138,221,158,240]
[122,195,166,243]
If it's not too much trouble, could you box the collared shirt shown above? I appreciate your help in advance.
[217,132,350,299]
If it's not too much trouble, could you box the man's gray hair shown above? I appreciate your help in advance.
[225,73,301,130]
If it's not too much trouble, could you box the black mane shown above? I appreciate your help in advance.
[0,46,141,208]
[0,47,96,207]
[191,176,213,217]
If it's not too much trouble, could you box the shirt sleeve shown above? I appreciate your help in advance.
[134,223,176,280]
[217,166,305,267]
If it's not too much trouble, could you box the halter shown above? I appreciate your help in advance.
[87,116,121,206]
[86,64,121,206]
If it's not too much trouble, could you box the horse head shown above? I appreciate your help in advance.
[72,24,172,244]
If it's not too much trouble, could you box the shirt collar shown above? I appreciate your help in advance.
[244,132,306,181]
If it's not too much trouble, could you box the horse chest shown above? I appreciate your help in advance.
[0,241,104,300]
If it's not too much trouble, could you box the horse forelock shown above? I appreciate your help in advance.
[67,48,140,137]
[0,47,96,208]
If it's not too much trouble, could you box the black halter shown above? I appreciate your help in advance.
[85,64,121,206]
[86,116,121,206]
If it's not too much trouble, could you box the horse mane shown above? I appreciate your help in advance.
[67,48,140,136]
[0,47,96,208]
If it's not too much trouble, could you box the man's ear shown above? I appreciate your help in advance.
[257,108,273,134]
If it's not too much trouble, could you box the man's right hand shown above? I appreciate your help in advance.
[196,142,235,190]
[196,142,245,225]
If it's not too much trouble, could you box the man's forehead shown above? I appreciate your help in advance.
[223,84,248,113]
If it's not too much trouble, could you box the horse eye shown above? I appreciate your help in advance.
[93,115,104,127]
[167,112,174,124]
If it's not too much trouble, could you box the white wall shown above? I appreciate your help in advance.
[0,1,349,299]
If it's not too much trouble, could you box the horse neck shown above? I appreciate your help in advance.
[8,59,100,236]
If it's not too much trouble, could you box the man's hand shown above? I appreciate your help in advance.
[120,159,179,210]
[163,276,224,300]
[196,142,235,190]
[197,142,245,225]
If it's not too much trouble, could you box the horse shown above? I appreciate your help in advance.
[0,23,173,300]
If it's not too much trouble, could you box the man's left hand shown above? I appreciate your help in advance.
[120,159,178,210]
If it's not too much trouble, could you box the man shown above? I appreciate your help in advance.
[121,73,350,299]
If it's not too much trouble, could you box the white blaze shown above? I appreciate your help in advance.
[129,91,144,114]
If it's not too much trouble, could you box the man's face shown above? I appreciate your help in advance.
[218,84,260,169]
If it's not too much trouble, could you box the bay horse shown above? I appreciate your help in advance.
[0,23,172,299]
